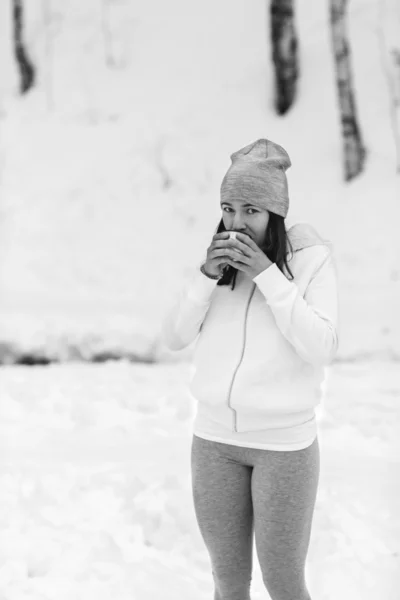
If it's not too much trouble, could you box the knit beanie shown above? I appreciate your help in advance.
[220,138,291,218]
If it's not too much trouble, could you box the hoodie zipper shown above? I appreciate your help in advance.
[227,283,257,432]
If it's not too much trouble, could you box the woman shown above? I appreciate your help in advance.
[161,138,339,600]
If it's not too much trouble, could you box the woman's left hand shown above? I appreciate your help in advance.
[224,233,273,279]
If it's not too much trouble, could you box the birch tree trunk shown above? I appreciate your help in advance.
[270,0,299,115]
[377,0,400,173]
[392,49,400,172]
[330,0,366,181]
[12,0,35,94]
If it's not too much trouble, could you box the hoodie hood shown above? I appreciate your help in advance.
[286,222,333,255]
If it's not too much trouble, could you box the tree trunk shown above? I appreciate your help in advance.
[12,0,35,94]
[330,0,366,181]
[377,0,400,173]
[269,0,299,115]
[392,49,400,172]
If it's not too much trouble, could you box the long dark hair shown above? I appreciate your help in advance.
[216,211,294,290]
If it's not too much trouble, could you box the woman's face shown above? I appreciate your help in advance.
[220,197,270,248]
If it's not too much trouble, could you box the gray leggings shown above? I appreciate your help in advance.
[190,434,320,600]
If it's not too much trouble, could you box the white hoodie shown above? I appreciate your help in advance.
[161,222,339,448]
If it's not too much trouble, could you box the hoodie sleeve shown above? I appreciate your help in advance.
[160,263,219,351]
[253,246,339,366]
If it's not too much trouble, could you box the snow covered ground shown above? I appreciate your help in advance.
[0,360,399,600]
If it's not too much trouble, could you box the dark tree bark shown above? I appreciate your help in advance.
[330,0,366,181]
[12,0,35,94]
[270,0,299,115]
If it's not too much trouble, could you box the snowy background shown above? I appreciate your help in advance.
[0,0,399,598]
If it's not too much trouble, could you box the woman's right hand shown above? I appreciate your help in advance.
[202,232,243,277]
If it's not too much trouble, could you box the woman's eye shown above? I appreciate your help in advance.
[223,207,257,214]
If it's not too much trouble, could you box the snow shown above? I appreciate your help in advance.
[0,360,399,599]
[0,0,399,361]
[0,0,399,597]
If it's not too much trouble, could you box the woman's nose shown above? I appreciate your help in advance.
[232,214,245,229]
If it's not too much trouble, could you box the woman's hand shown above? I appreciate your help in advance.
[224,233,273,279]
[202,231,232,277]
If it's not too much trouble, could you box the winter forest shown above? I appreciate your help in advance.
[0,0,400,599]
